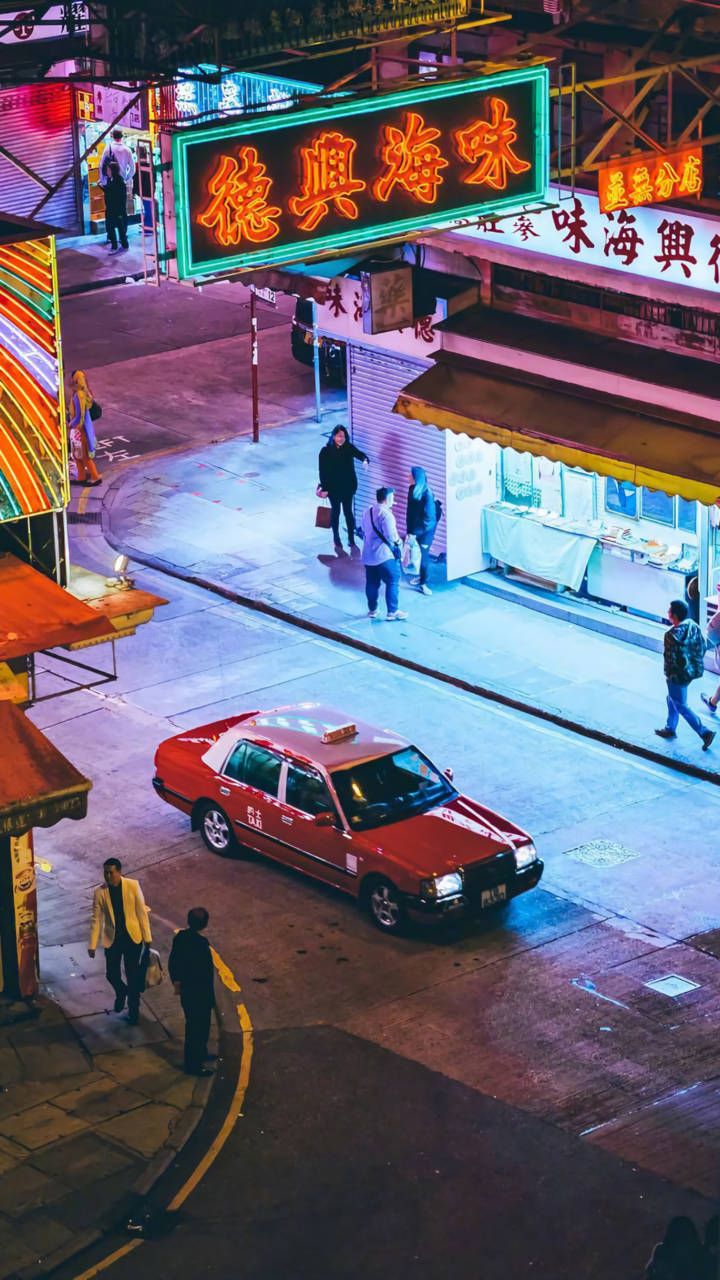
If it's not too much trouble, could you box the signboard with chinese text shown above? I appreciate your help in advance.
[598,147,702,214]
[457,184,720,298]
[11,831,38,999]
[361,266,413,334]
[0,4,87,43]
[92,84,146,132]
[311,272,470,358]
[172,67,549,279]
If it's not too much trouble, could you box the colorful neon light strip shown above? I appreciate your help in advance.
[173,66,549,279]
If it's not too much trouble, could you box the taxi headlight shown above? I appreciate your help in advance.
[514,842,537,872]
[420,871,463,900]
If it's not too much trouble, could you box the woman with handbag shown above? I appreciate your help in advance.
[317,425,368,557]
[406,466,438,596]
[68,369,102,487]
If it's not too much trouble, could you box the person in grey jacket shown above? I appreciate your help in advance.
[655,599,714,750]
[361,487,407,621]
[406,466,437,596]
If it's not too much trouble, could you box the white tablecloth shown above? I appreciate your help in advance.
[482,507,597,592]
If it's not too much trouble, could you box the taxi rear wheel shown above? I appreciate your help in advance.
[198,803,236,856]
[365,877,405,934]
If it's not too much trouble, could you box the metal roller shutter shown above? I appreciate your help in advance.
[0,83,79,231]
[348,344,446,554]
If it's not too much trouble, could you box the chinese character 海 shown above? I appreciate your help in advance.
[198,148,281,245]
[374,111,448,204]
[289,131,365,231]
[654,218,697,278]
[552,197,593,255]
[454,97,531,190]
[353,290,362,323]
[512,214,539,242]
[603,209,644,267]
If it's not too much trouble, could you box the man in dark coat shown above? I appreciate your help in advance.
[655,599,715,750]
[318,425,368,556]
[169,907,216,1076]
[104,158,129,254]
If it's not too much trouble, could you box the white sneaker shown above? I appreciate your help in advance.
[386,610,408,621]
[418,584,432,596]
[368,610,378,618]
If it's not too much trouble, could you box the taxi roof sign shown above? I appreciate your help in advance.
[322,723,358,744]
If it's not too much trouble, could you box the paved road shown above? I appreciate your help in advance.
[35,538,719,1279]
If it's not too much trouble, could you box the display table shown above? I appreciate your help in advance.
[482,505,597,592]
[587,546,693,620]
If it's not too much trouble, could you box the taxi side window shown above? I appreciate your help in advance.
[286,763,335,818]
[223,741,248,781]
[224,741,281,797]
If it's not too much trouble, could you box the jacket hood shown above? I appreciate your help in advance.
[670,620,694,642]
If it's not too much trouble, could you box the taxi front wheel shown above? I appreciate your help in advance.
[365,877,405,934]
[199,802,236,856]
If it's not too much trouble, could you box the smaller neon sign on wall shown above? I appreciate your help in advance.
[173,67,548,278]
[598,146,703,215]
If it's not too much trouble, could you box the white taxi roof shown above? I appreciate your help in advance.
[201,704,408,773]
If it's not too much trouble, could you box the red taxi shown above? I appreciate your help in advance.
[153,705,543,933]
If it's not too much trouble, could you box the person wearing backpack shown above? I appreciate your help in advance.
[406,466,440,596]
[655,599,715,750]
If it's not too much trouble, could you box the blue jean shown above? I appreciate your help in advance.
[666,681,705,738]
[365,560,399,613]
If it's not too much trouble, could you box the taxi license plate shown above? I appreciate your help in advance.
[481,884,507,908]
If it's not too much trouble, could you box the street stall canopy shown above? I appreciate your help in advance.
[0,701,90,836]
[394,354,720,505]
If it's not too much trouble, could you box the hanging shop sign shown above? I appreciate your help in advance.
[361,265,414,334]
[462,183,720,294]
[92,84,147,132]
[173,66,549,279]
[0,236,68,522]
[0,3,87,43]
[166,67,322,126]
[221,1,470,59]
[598,146,703,214]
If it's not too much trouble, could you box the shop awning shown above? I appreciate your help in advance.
[394,354,720,505]
[0,553,114,661]
[0,702,91,836]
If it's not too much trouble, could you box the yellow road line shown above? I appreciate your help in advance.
[71,952,252,1279]
[77,487,90,516]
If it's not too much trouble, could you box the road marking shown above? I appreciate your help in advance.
[71,949,252,1279]
[77,487,91,516]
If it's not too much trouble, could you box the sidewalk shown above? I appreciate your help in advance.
[94,414,720,782]
[0,917,220,1280]
[57,231,146,297]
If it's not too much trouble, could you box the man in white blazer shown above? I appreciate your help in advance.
[88,857,152,1025]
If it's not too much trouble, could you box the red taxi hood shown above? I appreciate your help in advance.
[355,794,531,879]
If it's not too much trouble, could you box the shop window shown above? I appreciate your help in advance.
[640,487,674,527]
[563,468,596,521]
[605,478,637,518]
[501,449,536,507]
[677,497,697,535]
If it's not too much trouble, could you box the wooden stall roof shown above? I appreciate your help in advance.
[0,554,111,661]
[0,702,91,835]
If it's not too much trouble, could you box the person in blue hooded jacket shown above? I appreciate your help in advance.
[406,466,437,595]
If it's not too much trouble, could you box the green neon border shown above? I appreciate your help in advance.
[173,65,549,279]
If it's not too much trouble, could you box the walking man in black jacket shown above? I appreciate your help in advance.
[169,907,216,1077]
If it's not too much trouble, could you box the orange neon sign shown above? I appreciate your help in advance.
[374,111,448,204]
[598,147,703,214]
[288,131,366,231]
[198,148,281,246]
[454,97,531,191]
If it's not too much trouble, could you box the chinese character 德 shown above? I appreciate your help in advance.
[374,111,448,204]
[654,218,697,278]
[198,148,281,246]
[603,170,628,212]
[289,131,365,231]
[679,153,702,196]
[628,165,654,206]
[604,209,644,267]
[455,97,531,190]
[512,214,539,241]
[552,197,593,255]
[654,161,680,202]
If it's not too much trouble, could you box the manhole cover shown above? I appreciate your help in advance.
[565,840,641,868]
[644,974,701,997]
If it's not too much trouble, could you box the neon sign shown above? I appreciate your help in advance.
[598,147,703,215]
[173,67,548,278]
[0,236,67,523]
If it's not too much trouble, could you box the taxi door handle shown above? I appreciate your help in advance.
[219,787,230,796]
[282,815,293,825]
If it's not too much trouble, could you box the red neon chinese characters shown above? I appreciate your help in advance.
[289,131,365,232]
[374,111,448,204]
[198,148,281,246]
[454,97,531,190]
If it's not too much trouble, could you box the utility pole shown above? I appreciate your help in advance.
[311,298,322,424]
[250,283,259,442]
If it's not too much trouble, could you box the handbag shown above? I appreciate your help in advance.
[138,945,164,992]
[70,428,83,461]
[89,400,102,422]
[315,501,332,529]
[401,534,421,575]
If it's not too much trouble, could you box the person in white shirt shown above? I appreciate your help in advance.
[88,857,152,1025]
[99,127,135,189]
[361,487,407,621]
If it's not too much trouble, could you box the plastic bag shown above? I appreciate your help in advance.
[401,534,421,575]
[139,946,164,991]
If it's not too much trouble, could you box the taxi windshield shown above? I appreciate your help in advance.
[331,747,456,831]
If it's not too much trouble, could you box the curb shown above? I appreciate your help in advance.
[59,270,145,298]
[97,480,720,788]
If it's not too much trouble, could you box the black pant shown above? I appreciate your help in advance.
[181,991,213,1073]
[418,526,436,585]
[106,209,128,250]
[105,937,143,1014]
[329,492,356,545]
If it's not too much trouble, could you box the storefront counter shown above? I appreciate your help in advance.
[482,504,597,592]
[586,546,693,620]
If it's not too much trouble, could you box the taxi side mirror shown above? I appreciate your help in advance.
[315,811,335,827]
[444,767,454,783]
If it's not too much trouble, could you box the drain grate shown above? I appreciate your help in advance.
[644,974,701,997]
[565,839,641,868]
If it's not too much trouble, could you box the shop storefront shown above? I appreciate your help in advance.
[75,83,151,234]
[0,82,80,231]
